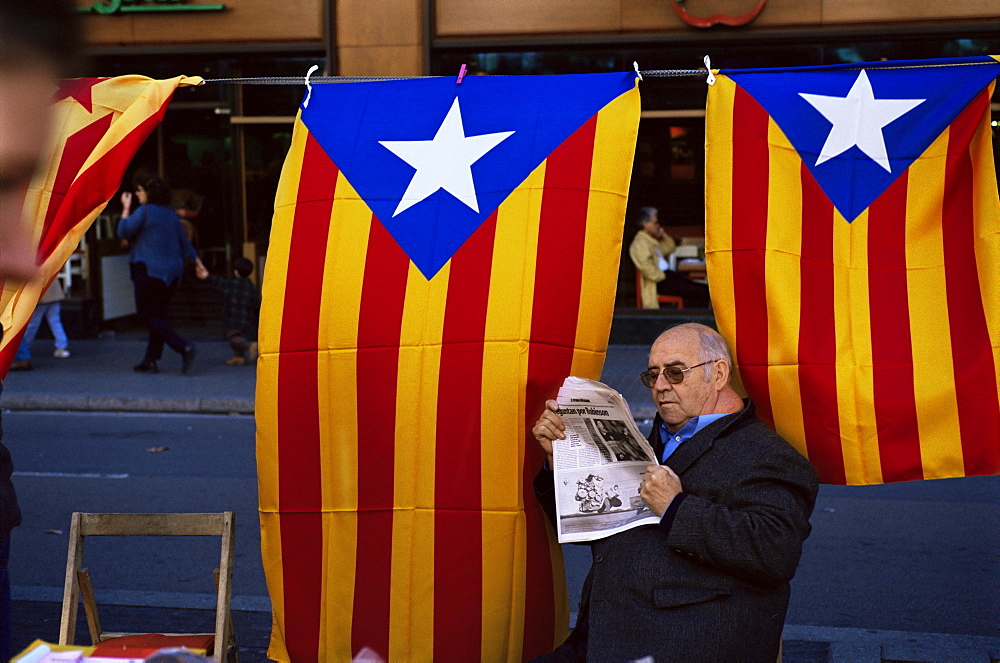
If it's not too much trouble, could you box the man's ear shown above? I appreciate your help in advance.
[713,359,731,390]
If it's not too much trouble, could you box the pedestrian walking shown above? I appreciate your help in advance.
[9,278,70,371]
[118,173,207,374]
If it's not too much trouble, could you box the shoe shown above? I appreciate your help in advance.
[53,348,71,359]
[247,342,259,362]
[133,359,158,373]
[226,356,246,366]
[181,345,197,374]
[9,360,31,371]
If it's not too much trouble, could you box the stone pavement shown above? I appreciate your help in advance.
[1,331,256,414]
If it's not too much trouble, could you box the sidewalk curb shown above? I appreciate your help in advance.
[782,624,1000,662]
[1,395,254,415]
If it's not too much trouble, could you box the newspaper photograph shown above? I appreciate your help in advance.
[551,376,662,543]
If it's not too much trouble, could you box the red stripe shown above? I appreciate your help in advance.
[941,90,1000,477]
[433,213,497,661]
[0,326,29,378]
[37,97,175,261]
[729,86,773,427]
[276,133,336,659]
[40,114,113,242]
[797,166,846,484]
[523,115,597,658]
[867,173,923,482]
[352,218,410,659]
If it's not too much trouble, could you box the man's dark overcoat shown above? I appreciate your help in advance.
[534,400,818,663]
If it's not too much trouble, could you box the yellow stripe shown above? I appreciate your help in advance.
[570,85,640,378]
[259,513,290,663]
[316,172,370,657]
[969,82,1000,417]
[389,260,449,662]
[763,120,807,457]
[834,209,881,484]
[904,128,964,479]
[255,114,306,647]
[481,163,546,659]
[703,76,743,394]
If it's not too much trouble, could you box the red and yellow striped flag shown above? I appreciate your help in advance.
[256,73,640,661]
[705,58,1000,485]
[0,75,201,376]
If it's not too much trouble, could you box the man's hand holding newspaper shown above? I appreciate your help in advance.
[541,376,664,543]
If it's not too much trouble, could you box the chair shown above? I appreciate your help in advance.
[59,512,237,662]
[635,268,684,309]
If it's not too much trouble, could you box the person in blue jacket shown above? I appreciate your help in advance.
[118,174,206,374]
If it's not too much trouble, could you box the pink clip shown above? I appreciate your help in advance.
[456,63,467,85]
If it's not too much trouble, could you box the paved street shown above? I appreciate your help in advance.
[2,333,998,660]
[5,411,269,661]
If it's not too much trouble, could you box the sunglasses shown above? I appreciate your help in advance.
[638,360,719,388]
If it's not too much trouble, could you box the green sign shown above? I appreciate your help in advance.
[79,0,226,14]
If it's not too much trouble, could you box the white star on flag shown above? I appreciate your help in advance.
[379,97,514,217]
[800,70,924,173]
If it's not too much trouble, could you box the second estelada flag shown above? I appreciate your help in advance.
[705,57,1000,485]
[257,72,640,661]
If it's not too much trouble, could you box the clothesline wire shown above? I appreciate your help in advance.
[201,70,706,84]
[199,59,996,85]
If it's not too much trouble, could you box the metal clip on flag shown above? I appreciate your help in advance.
[302,64,319,109]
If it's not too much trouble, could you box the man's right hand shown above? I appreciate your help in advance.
[531,399,564,468]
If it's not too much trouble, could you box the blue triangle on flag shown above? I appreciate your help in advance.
[728,57,1000,222]
[299,72,637,278]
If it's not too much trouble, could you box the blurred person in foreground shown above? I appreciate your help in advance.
[531,324,818,662]
[0,0,81,657]
[119,173,207,374]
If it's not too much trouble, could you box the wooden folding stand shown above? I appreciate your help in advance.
[58,512,238,662]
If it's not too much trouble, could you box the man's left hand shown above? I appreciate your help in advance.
[639,464,683,517]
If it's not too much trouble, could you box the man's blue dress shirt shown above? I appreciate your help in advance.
[659,412,729,462]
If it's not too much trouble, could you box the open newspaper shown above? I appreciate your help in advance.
[551,376,661,543]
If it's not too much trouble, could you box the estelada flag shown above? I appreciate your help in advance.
[0,75,201,376]
[705,57,1000,485]
[256,72,640,661]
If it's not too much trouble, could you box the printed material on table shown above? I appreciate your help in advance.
[12,640,206,663]
[552,377,661,543]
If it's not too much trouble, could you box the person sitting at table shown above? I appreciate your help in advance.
[629,206,710,309]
